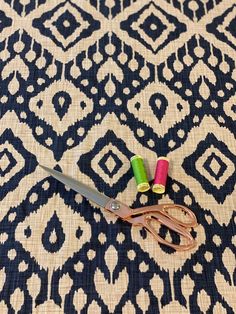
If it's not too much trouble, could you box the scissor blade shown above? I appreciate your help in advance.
[39,165,111,208]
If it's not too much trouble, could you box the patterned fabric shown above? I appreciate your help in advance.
[0,0,235,313]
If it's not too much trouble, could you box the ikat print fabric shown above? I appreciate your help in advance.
[0,0,236,313]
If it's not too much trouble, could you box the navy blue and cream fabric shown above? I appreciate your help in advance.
[0,0,235,313]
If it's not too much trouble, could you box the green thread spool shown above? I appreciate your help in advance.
[130,155,150,192]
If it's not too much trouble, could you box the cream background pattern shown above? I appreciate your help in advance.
[0,0,235,313]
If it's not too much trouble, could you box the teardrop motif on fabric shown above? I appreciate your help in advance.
[93,52,103,64]
[197,289,211,313]
[0,49,10,62]
[52,91,72,120]
[82,58,92,71]
[208,55,218,67]
[183,54,193,66]
[104,245,118,282]
[149,92,168,122]
[59,273,73,302]
[8,73,19,95]
[163,65,173,80]
[105,43,116,56]
[105,78,116,97]
[222,247,235,284]
[118,52,128,64]
[73,288,87,312]
[181,274,194,305]
[199,77,210,100]
[10,288,24,313]
[139,65,150,80]
[13,40,25,54]
[150,274,164,301]
[41,211,65,253]
[36,56,46,69]
[70,63,81,79]
[25,50,36,62]
[136,288,150,313]
[27,273,41,301]
[128,58,139,71]
[18,261,28,272]
[173,59,184,73]
[46,62,57,78]
[219,61,230,74]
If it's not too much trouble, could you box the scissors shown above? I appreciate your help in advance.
[40,165,198,251]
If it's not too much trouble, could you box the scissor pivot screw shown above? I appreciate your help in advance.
[111,201,120,210]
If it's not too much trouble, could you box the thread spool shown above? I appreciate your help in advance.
[152,157,169,194]
[130,155,150,192]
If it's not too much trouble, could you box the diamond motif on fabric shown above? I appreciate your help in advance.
[78,131,133,196]
[0,148,17,177]
[120,2,186,53]
[0,129,37,201]
[127,82,190,137]
[98,150,123,178]
[33,1,100,51]
[139,13,167,42]
[203,152,227,180]
[15,194,91,270]
[167,116,236,224]
[52,10,81,39]
[182,133,235,203]
[29,80,93,135]
[63,113,157,205]
[207,4,236,51]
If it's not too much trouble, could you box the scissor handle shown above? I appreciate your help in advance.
[125,212,196,251]
[131,204,198,228]
[141,212,197,251]
[104,199,197,251]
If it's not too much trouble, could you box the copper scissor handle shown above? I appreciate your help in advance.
[130,204,198,228]
[105,200,197,251]
[127,204,197,251]
[129,211,196,251]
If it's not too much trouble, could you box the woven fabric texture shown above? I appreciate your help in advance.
[0,0,236,313]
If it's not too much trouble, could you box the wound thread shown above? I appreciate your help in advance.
[152,157,169,194]
[130,155,150,193]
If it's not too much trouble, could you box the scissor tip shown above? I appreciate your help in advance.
[39,164,48,171]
